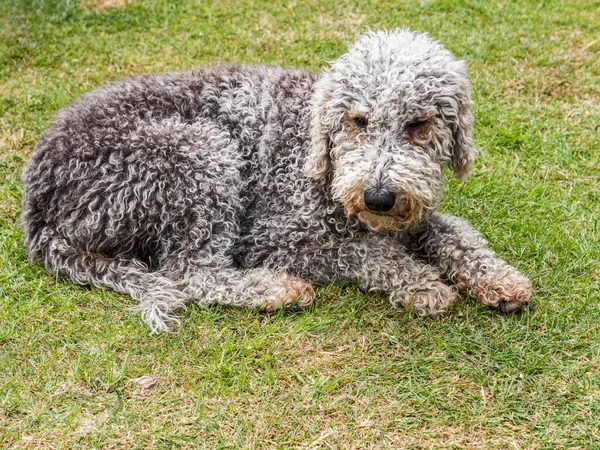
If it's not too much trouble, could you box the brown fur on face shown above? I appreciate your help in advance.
[341,188,429,231]
[342,111,369,144]
[404,114,435,146]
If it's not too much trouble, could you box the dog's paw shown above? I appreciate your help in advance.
[390,281,458,317]
[257,273,314,311]
[470,266,532,313]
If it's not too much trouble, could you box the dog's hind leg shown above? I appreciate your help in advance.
[161,256,314,312]
[41,233,188,333]
[193,267,314,311]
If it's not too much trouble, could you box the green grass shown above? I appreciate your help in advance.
[1,0,599,448]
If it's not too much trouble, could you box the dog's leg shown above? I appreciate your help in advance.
[404,213,532,312]
[161,256,314,311]
[262,234,457,317]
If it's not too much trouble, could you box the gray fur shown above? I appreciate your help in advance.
[21,29,532,333]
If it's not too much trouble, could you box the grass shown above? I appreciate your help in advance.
[0,0,599,448]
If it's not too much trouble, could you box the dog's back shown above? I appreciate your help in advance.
[22,65,314,260]
[20,64,318,331]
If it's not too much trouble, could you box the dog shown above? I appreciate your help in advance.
[21,29,532,332]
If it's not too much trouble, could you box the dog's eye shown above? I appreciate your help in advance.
[353,116,368,128]
[406,119,428,131]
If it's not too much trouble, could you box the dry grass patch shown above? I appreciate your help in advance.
[81,0,131,10]
[493,27,599,106]
[0,127,30,158]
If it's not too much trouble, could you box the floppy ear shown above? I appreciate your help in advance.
[448,63,476,181]
[449,97,476,181]
[304,73,334,180]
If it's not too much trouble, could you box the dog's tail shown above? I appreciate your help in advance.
[28,230,188,333]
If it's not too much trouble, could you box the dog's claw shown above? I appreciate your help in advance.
[498,300,531,314]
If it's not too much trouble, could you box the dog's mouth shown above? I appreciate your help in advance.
[343,191,430,231]
[356,211,404,231]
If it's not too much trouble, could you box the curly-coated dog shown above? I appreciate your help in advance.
[21,29,533,332]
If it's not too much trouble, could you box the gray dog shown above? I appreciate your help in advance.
[21,29,532,332]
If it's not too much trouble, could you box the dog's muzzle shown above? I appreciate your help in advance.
[357,189,426,231]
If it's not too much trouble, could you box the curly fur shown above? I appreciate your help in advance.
[21,29,532,333]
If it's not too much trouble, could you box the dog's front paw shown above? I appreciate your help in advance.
[470,266,533,313]
[390,281,458,318]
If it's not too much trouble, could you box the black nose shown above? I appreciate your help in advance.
[364,188,396,212]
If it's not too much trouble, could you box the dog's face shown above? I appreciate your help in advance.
[305,29,476,231]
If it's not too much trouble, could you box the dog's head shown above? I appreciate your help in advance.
[305,29,475,231]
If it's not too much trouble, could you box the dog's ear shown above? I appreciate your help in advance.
[448,63,476,181]
[304,74,334,180]
[449,103,476,181]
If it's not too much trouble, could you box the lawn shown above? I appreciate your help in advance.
[1,0,599,448]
